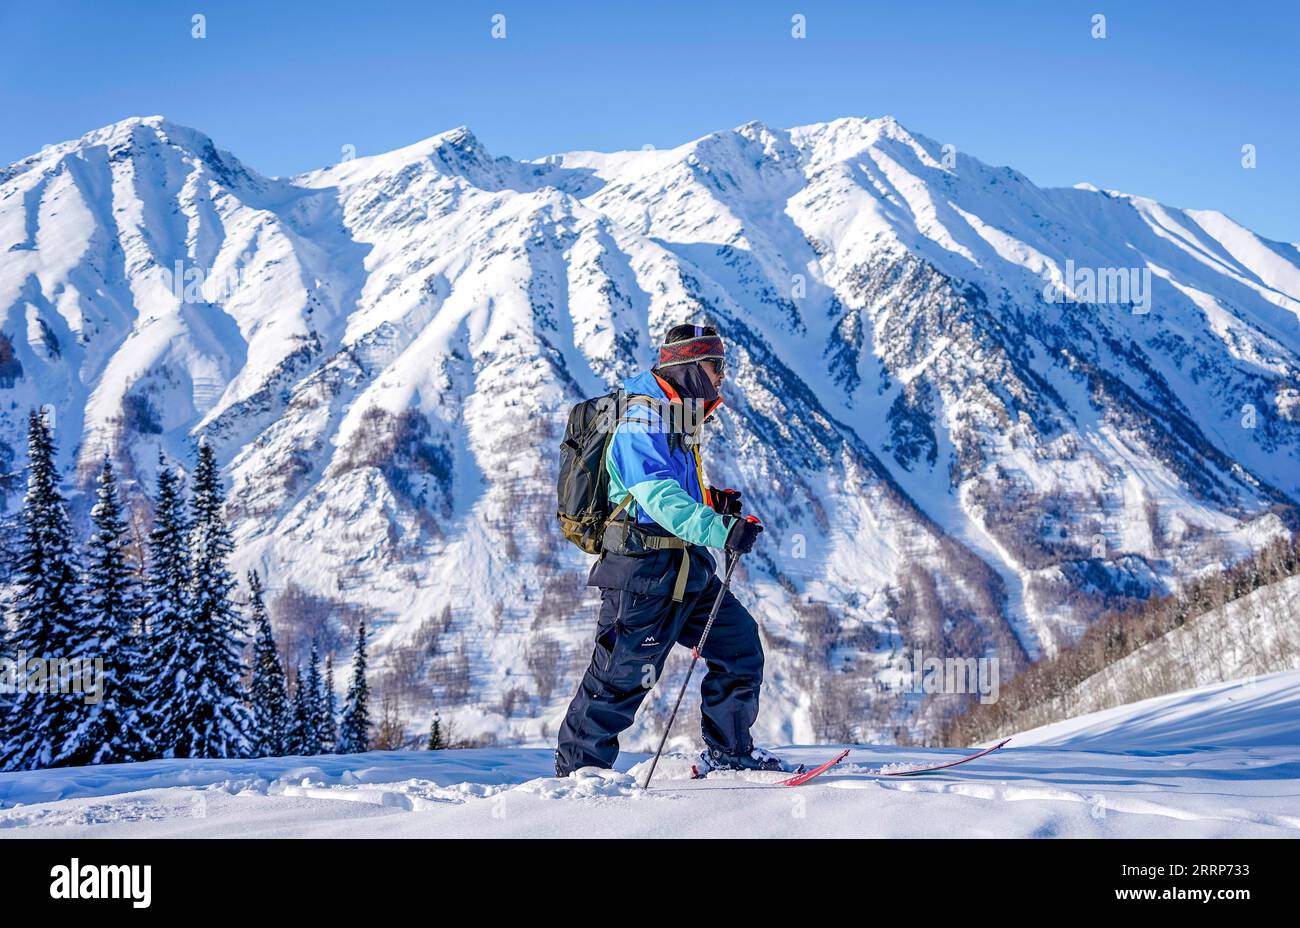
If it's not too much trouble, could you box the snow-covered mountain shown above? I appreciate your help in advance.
[2,114,1297,745]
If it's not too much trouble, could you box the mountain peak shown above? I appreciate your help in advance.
[439,125,481,150]
[0,115,262,195]
[71,115,212,154]
[294,123,512,190]
[733,118,776,139]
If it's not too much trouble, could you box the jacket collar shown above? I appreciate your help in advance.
[621,368,723,426]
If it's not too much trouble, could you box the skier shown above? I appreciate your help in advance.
[554,323,778,777]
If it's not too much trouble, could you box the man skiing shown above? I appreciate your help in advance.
[554,323,778,777]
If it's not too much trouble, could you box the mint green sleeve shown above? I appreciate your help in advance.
[605,416,735,549]
[625,477,735,548]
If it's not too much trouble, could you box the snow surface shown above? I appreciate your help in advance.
[1,669,1295,838]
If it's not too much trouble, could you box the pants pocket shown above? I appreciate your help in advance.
[610,590,674,690]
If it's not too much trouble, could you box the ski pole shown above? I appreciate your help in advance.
[641,548,741,790]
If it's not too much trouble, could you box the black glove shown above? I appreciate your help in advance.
[709,486,743,517]
[725,515,764,554]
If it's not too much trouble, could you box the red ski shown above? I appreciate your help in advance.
[870,738,1010,777]
[779,748,851,786]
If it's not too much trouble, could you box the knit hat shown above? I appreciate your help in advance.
[657,323,725,370]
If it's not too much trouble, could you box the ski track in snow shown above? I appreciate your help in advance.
[0,670,1296,838]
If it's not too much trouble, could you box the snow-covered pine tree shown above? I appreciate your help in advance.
[427,712,444,750]
[63,454,156,765]
[143,453,191,755]
[337,621,370,754]
[301,641,325,755]
[286,664,312,755]
[0,515,10,749]
[170,438,254,758]
[248,570,289,757]
[1,410,86,771]
[143,453,188,635]
[322,653,338,752]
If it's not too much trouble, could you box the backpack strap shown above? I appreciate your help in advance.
[640,536,690,602]
[602,393,693,602]
[606,393,657,526]
[606,492,635,524]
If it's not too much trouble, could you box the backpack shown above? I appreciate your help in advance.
[556,391,655,553]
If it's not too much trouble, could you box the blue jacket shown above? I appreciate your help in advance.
[588,369,735,595]
[605,369,735,546]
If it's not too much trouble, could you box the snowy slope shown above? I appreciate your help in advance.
[1006,573,1300,738]
[2,115,1298,745]
[0,669,1296,838]
[1006,668,1299,754]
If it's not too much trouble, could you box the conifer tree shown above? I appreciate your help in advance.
[65,454,155,765]
[168,438,253,758]
[287,664,312,755]
[337,621,370,754]
[301,641,324,755]
[321,653,338,752]
[1,411,84,770]
[248,570,289,757]
[144,453,190,754]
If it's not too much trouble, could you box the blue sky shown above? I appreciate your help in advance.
[2,0,1296,241]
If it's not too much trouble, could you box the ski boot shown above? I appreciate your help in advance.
[692,745,803,778]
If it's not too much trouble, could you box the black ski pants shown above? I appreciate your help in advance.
[555,572,764,775]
